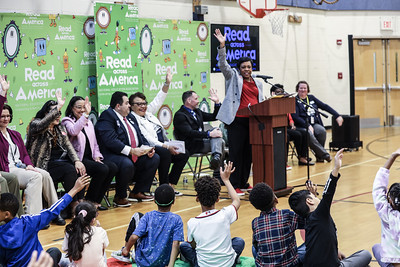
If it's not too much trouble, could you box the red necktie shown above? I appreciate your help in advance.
[123,117,138,162]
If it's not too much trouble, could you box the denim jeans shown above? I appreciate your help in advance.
[180,237,245,267]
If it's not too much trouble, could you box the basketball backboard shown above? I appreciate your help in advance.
[237,0,277,18]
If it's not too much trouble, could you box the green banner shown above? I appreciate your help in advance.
[138,18,211,136]
[94,3,141,113]
[0,13,96,138]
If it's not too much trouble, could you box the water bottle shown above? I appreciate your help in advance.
[183,176,188,189]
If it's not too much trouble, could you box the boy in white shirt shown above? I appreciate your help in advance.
[180,161,245,267]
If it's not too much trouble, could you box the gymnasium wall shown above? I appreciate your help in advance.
[1,0,399,127]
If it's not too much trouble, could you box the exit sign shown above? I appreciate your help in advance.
[381,16,394,31]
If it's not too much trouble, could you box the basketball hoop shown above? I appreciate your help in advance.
[257,8,288,37]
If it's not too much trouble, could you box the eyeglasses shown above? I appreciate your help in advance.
[132,102,148,107]
[73,105,84,110]
[0,115,11,119]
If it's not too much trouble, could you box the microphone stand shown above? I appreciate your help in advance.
[247,104,266,182]
[293,96,328,189]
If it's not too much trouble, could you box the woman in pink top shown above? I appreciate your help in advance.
[62,96,117,210]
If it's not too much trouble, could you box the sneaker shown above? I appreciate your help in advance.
[241,184,253,192]
[235,188,245,196]
[286,165,292,170]
[175,191,183,196]
[111,248,133,263]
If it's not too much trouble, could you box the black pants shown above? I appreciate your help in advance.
[155,146,190,185]
[226,117,252,189]
[47,160,82,200]
[104,153,160,199]
[46,247,61,267]
[287,128,308,158]
[82,158,118,204]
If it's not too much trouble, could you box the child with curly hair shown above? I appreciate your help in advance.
[372,148,400,267]
[180,161,245,267]
[61,201,109,267]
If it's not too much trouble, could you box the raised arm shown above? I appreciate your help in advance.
[214,29,235,80]
[220,161,240,210]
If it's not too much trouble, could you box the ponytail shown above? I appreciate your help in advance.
[65,201,97,261]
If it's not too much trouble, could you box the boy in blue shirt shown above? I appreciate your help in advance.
[112,184,184,267]
[0,175,90,267]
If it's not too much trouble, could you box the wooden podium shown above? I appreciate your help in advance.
[237,97,295,197]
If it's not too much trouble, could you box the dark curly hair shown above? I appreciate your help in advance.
[65,201,97,261]
[194,175,221,207]
[249,183,275,212]
[387,183,400,211]
[288,190,312,218]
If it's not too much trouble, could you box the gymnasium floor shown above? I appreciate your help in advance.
[39,126,400,266]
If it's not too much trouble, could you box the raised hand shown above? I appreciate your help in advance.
[165,67,173,84]
[0,75,10,97]
[220,161,236,183]
[208,88,219,104]
[84,96,91,116]
[56,90,66,111]
[213,28,226,47]
[332,148,344,177]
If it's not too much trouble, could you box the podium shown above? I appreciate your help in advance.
[237,97,295,197]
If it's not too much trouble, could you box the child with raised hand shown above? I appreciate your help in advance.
[180,161,245,267]
[112,183,184,267]
[372,148,400,267]
[288,149,371,267]
[61,201,108,267]
[0,175,90,267]
[249,182,306,266]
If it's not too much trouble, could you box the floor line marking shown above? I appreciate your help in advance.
[288,156,385,184]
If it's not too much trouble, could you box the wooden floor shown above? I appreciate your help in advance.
[39,126,400,266]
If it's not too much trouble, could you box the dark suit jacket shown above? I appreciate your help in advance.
[95,107,149,157]
[291,94,340,129]
[173,104,220,154]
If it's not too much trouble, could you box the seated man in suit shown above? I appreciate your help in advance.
[95,91,160,207]
[173,89,223,170]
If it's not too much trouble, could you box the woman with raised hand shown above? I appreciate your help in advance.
[26,90,86,219]
[0,75,60,224]
[62,96,117,210]
[214,28,264,196]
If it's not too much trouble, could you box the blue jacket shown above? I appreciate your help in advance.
[95,107,149,157]
[0,194,72,267]
[291,94,340,128]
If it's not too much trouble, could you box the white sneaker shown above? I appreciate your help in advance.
[111,248,134,263]
[175,191,183,196]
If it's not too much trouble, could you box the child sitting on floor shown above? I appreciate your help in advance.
[372,148,400,267]
[0,175,90,267]
[61,201,109,267]
[289,149,371,267]
[180,161,245,267]
[249,182,307,266]
[112,184,184,267]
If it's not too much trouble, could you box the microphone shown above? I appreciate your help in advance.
[255,75,273,80]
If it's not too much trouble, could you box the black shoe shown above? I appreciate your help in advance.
[42,224,50,230]
[97,205,108,211]
[52,214,66,226]
[298,161,315,166]
[210,153,221,170]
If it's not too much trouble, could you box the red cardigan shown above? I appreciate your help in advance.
[0,95,33,172]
